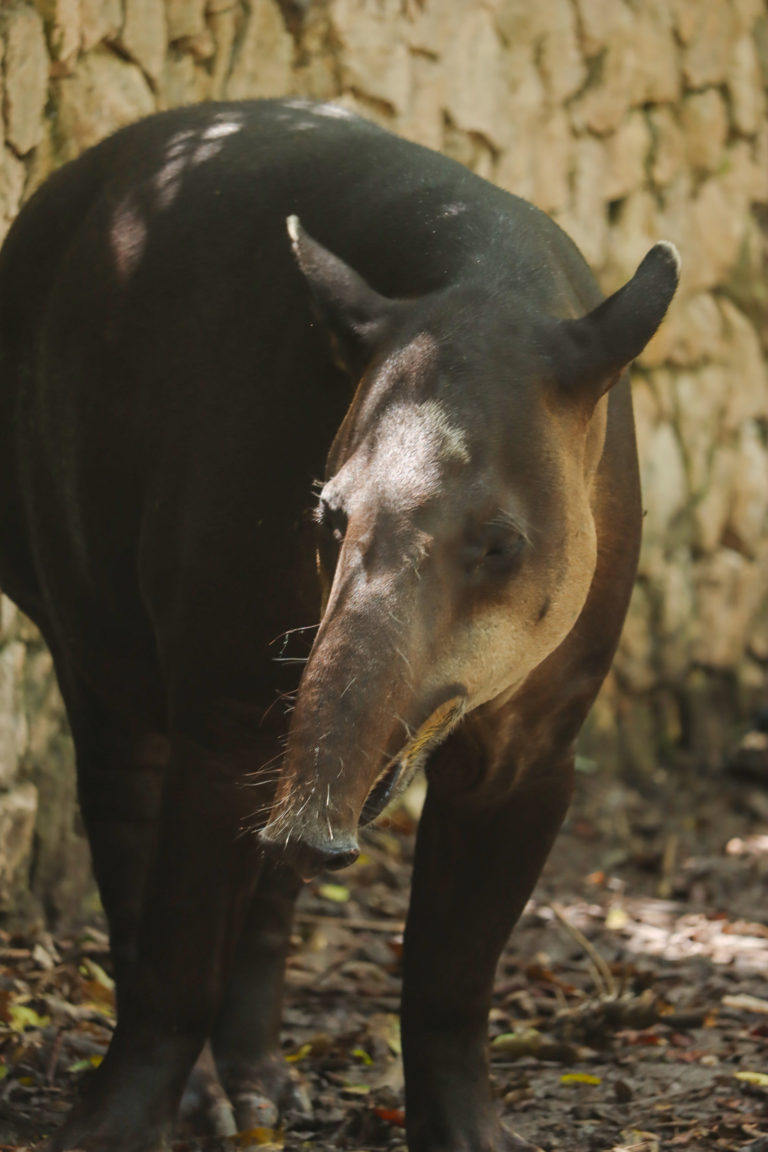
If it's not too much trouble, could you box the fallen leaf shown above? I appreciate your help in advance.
[67,1055,103,1072]
[606,906,629,930]
[8,1002,49,1032]
[373,1106,406,1127]
[722,994,768,1015]
[232,1125,284,1148]
[560,1072,602,1085]
[734,1071,768,1087]
[317,884,351,904]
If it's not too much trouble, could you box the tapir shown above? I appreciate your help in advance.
[0,98,679,1151]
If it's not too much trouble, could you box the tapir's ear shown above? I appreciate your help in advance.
[287,215,393,377]
[559,241,681,405]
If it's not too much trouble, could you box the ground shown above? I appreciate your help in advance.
[1,739,767,1152]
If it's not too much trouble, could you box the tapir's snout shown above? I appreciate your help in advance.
[257,683,467,878]
[259,824,360,878]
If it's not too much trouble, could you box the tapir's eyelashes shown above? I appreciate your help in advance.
[315,498,347,543]
[488,507,531,543]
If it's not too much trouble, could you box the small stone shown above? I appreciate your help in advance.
[639,421,688,546]
[36,0,80,62]
[397,54,444,153]
[208,6,236,99]
[56,49,154,161]
[226,0,295,100]
[692,444,736,553]
[440,6,507,147]
[692,549,764,669]
[529,109,573,215]
[405,0,453,57]
[574,0,632,55]
[614,582,656,693]
[682,1,740,88]
[561,134,609,269]
[0,784,38,908]
[603,111,651,202]
[120,0,167,84]
[730,0,765,29]
[537,0,585,104]
[0,145,26,246]
[570,1,678,133]
[673,365,728,493]
[604,188,662,289]
[162,48,210,106]
[664,292,725,368]
[0,597,19,642]
[0,643,26,788]
[728,35,766,135]
[634,0,680,104]
[680,90,728,174]
[177,28,215,62]
[329,0,411,116]
[649,107,685,187]
[725,422,768,557]
[719,298,768,428]
[166,0,206,41]
[1,2,49,156]
[685,172,748,293]
[79,0,122,51]
[668,0,700,43]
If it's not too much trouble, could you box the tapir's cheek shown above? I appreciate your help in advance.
[433,533,598,709]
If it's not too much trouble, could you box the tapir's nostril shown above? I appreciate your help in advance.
[259,826,359,878]
[323,841,360,871]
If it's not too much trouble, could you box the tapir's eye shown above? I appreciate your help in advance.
[315,499,347,544]
[466,526,526,577]
[482,531,525,569]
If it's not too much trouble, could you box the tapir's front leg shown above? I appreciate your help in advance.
[402,746,574,1152]
[48,736,254,1152]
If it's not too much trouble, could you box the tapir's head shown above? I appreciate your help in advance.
[260,216,680,877]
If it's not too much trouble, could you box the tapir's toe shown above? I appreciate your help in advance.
[181,1046,313,1137]
[229,1063,313,1129]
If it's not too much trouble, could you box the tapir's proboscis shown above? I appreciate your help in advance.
[0,100,679,1152]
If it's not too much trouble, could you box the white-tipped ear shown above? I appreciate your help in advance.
[558,241,681,403]
[287,215,394,376]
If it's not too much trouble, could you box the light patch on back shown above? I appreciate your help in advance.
[440,202,468,218]
[110,196,147,282]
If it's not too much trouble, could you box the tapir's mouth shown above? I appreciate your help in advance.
[360,758,402,826]
[359,695,467,826]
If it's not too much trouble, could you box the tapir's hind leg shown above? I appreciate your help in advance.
[55,665,168,1012]
[401,748,574,1152]
[44,681,247,1150]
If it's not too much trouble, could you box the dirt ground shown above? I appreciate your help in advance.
[2,731,767,1152]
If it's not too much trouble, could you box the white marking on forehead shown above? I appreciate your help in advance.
[371,400,469,508]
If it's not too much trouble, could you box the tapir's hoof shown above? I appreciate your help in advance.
[230,1065,313,1130]
[180,1045,312,1136]
[41,1118,172,1152]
